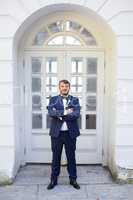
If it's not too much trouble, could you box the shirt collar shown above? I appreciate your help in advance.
[59,94,70,100]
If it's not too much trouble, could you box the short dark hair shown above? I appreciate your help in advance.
[59,79,70,87]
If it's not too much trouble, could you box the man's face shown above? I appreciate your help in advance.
[59,82,70,95]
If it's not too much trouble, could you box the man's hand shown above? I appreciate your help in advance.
[59,117,63,121]
[65,108,73,115]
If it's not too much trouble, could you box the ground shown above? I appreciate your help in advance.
[0,165,133,200]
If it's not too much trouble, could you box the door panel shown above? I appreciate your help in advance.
[25,51,104,164]
[66,52,104,163]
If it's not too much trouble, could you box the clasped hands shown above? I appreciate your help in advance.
[52,107,73,120]
[64,107,73,115]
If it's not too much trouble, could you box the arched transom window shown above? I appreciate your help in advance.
[32,20,97,46]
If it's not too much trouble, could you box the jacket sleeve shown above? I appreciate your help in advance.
[63,97,81,121]
[47,97,64,118]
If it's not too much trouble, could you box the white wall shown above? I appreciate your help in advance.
[0,0,133,182]
[110,12,133,169]
[97,0,133,169]
[0,7,19,181]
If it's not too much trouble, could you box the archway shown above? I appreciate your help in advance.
[13,4,116,174]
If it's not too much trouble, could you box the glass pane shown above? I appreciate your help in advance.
[32,58,41,74]
[81,28,97,45]
[46,76,57,92]
[32,95,41,111]
[78,87,82,92]
[78,77,82,85]
[46,86,57,93]
[46,77,57,86]
[46,114,51,129]
[86,77,97,93]
[32,77,41,92]
[66,21,81,31]
[71,58,82,73]
[71,77,76,85]
[86,114,96,129]
[71,86,76,92]
[46,96,51,106]
[87,58,97,74]
[81,28,92,38]
[71,77,82,92]
[71,86,82,93]
[32,113,42,129]
[85,39,97,46]
[48,21,64,33]
[72,61,76,73]
[33,30,49,45]
[86,96,96,111]
[66,36,81,45]
[48,36,63,45]
[46,58,57,73]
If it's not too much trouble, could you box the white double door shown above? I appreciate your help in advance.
[24,50,104,164]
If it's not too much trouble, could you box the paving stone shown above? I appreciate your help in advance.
[38,184,88,200]
[0,185,37,200]
[1,165,133,200]
[14,165,113,185]
[86,184,133,200]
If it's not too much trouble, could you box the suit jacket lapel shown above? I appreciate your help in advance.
[67,95,72,106]
[58,95,64,107]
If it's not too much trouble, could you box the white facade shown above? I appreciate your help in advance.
[0,0,133,184]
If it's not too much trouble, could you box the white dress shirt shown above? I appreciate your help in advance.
[60,98,68,131]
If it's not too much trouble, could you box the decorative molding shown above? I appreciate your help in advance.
[117,78,133,81]
[32,147,96,152]
[0,125,14,128]
[0,145,14,149]
[0,81,13,85]
[0,104,13,107]
[116,145,133,149]
[117,34,133,37]
[0,104,22,107]
[116,124,133,127]
[117,101,133,104]
[0,14,20,25]
[0,60,13,63]
[0,14,9,17]
[0,37,13,40]
[117,123,133,127]
[96,0,109,13]
[108,10,133,22]
[118,56,133,59]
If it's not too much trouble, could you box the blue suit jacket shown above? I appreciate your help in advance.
[47,95,81,138]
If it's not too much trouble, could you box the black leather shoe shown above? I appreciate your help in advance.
[47,180,57,190]
[70,180,80,189]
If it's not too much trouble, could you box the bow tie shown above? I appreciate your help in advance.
[60,95,69,100]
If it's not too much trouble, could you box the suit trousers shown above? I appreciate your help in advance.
[50,131,77,182]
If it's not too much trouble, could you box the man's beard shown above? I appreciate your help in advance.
[61,91,69,96]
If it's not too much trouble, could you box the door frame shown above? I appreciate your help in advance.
[22,48,105,164]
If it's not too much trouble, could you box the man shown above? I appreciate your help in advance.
[47,79,81,190]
